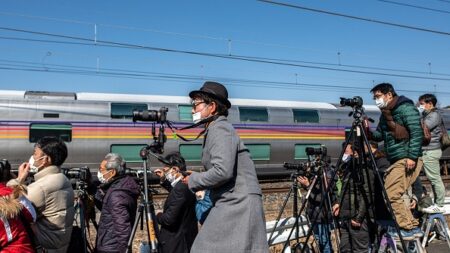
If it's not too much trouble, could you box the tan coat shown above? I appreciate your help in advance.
[28,165,75,253]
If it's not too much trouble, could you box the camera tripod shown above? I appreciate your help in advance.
[71,185,97,253]
[272,164,339,252]
[298,104,410,253]
[126,147,160,253]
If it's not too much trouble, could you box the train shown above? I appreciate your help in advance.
[0,90,449,177]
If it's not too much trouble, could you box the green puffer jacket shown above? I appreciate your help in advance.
[372,95,423,163]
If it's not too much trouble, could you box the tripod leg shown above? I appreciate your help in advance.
[143,200,159,252]
[360,124,409,252]
[322,168,341,251]
[78,199,88,253]
[282,175,319,252]
[268,186,294,245]
[126,204,144,253]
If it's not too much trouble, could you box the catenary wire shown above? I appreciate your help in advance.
[258,0,450,36]
[1,27,450,82]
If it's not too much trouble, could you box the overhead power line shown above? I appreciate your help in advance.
[378,0,450,14]
[0,10,443,65]
[258,0,450,36]
[4,35,450,78]
[1,26,450,82]
[0,58,447,96]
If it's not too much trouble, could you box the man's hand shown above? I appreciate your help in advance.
[17,162,30,183]
[410,199,417,209]
[195,190,205,200]
[181,170,193,185]
[332,204,340,217]
[297,176,310,187]
[405,158,416,171]
[153,168,165,180]
[351,219,362,228]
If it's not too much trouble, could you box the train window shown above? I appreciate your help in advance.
[178,105,193,121]
[293,109,319,123]
[111,103,148,119]
[239,107,268,122]
[43,113,59,118]
[295,144,321,159]
[29,124,72,143]
[110,144,147,163]
[179,144,202,161]
[246,144,270,161]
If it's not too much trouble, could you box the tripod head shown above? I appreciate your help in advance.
[284,146,331,180]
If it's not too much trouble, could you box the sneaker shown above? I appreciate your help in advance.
[387,226,415,240]
[410,227,424,238]
[421,204,445,214]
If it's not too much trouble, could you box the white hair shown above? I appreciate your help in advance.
[104,153,126,175]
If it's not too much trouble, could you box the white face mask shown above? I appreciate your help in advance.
[342,153,351,163]
[417,105,425,114]
[165,168,177,183]
[375,98,387,109]
[192,104,209,124]
[28,155,46,173]
[192,112,203,124]
[97,170,111,184]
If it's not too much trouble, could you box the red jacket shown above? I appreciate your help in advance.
[0,183,36,253]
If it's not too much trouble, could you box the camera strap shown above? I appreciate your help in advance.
[166,115,220,142]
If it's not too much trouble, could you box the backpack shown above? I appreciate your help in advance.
[382,109,430,145]
[440,119,450,151]
[421,119,431,146]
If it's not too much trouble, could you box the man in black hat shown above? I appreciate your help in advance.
[183,81,268,253]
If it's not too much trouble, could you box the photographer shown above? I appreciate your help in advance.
[94,153,140,253]
[370,83,423,239]
[10,136,74,253]
[153,152,198,253]
[0,160,37,253]
[333,143,372,253]
[183,81,268,253]
[418,93,445,214]
[297,161,335,253]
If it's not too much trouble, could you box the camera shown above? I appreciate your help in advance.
[0,159,11,173]
[125,167,153,179]
[62,167,92,195]
[62,167,91,182]
[133,107,168,123]
[284,162,309,177]
[340,96,363,108]
[305,146,327,157]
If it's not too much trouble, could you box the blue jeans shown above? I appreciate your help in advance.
[313,223,333,253]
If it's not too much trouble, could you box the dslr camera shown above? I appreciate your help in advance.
[305,146,327,157]
[125,167,153,180]
[0,159,11,172]
[133,107,168,123]
[62,167,92,194]
[0,159,11,178]
[283,162,309,177]
[340,96,363,108]
[62,167,91,182]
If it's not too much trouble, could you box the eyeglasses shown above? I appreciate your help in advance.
[373,94,384,100]
[191,101,206,109]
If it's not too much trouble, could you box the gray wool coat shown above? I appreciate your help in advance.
[188,116,269,253]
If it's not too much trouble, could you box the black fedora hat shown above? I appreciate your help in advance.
[189,81,231,109]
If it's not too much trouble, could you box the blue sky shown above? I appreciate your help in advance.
[1,0,450,106]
